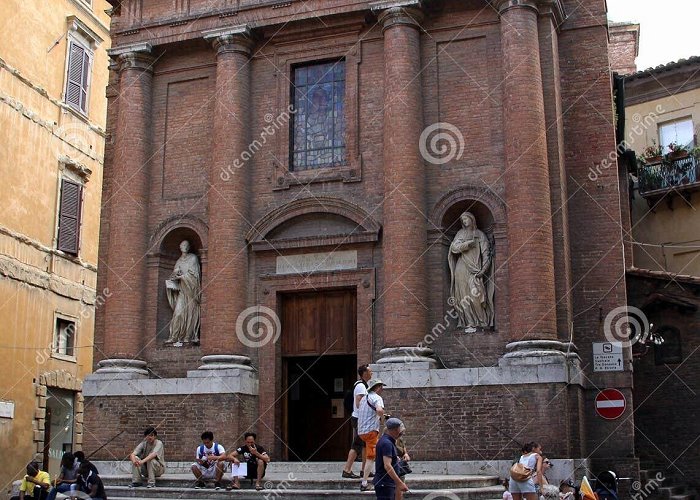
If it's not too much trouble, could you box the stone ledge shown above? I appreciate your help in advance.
[370,359,583,388]
[83,370,259,397]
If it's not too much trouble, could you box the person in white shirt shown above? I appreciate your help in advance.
[190,431,226,490]
[357,378,387,491]
[342,364,372,479]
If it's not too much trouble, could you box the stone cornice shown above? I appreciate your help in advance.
[202,25,253,56]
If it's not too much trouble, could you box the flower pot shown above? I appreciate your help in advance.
[668,151,689,161]
[645,155,663,164]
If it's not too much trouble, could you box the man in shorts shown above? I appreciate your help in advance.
[357,378,386,492]
[342,363,372,479]
[227,432,270,491]
[191,431,226,489]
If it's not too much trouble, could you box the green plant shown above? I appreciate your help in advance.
[642,140,663,160]
[667,142,689,156]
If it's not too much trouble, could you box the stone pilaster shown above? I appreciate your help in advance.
[495,0,559,344]
[199,26,254,371]
[370,2,436,368]
[96,43,154,377]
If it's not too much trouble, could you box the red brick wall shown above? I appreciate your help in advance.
[608,24,639,76]
[380,384,582,461]
[83,394,257,461]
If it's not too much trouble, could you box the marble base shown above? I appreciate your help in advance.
[196,354,255,371]
[499,340,581,366]
[89,358,149,380]
[375,346,440,368]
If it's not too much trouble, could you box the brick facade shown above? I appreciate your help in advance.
[87,0,636,483]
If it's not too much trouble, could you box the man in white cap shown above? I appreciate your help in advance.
[357,378,386,491]
[374,417,409,500]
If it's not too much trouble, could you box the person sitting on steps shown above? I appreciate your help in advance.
[128,427,165,488]
[190,431,226,490]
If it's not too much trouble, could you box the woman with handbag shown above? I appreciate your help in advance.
[509,442,544,500]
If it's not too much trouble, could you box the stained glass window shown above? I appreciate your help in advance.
[291,60,346,171]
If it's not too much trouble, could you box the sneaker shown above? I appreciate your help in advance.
[214,482,223,490]
[360,483,372,492]
[129,482,142,488]
[146,483,156,488]
[194,480,206,489]
[342,471,360,479]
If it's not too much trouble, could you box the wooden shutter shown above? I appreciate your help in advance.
[57,179,82,255]
[65,41,91,113]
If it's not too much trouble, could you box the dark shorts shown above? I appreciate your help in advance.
[374,483,396,500]
[351,417,365,454]
[246,460,267,480]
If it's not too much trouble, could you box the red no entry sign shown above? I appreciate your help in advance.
[595,389,626,419]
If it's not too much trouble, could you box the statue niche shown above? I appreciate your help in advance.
[165,239,201,346]
[447,211,495,332]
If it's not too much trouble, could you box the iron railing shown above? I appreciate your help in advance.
[638,155,699,195]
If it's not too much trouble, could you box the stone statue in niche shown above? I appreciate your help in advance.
[448,211,495,332]
[165,240,201,346]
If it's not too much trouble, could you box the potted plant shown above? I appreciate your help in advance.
[642,141,663,163]
[666,142,689,161]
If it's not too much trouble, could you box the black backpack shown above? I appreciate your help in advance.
[343,380,366,414]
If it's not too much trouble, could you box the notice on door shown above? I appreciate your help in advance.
[593,342,624,372]
[276,250,357,275]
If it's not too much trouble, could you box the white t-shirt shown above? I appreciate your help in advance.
[351,381,367,419]
[357,392,384,434]
[196,442,226,464]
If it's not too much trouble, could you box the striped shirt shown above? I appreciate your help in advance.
[357,392,384,435]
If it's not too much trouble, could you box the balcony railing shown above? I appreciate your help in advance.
[638,155,700,196]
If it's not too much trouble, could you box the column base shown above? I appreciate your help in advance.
[193,354,254,373]
[375,347,439,369]
[89,358,149,380]
[498,340,580,366]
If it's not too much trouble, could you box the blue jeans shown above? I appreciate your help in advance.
[374,483,396,500]
[47,483,71,500]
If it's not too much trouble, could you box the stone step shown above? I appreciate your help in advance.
[103,472,500,491]
[105,485,505,500]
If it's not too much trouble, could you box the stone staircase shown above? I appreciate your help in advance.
[99,461,504,500]
[638,467,698,500]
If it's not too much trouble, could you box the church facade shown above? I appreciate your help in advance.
[85,0,636,485]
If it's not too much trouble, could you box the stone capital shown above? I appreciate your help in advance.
[202,25,253,56]
[370,1,424,31]
[491,0,566,25]
[108,43,154,73]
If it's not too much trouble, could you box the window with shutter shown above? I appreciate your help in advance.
[65,40,92,114]
[57,179,83,255]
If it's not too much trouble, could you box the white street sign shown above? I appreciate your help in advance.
[593,342,624,372]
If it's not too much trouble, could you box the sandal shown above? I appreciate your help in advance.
[255,483,264,491]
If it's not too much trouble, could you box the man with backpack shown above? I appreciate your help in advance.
[342,364,372,479]
[191,431,226,490]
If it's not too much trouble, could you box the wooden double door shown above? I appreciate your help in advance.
[281,289,357,461]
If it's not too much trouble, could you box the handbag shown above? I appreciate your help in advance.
[510,462,533,482]
[396,459,412,476]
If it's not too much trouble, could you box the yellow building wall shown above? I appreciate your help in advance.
[0,0,110,491]
[624,87,700,275]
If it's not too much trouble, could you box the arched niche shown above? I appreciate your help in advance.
[425,187,509,367]
[149,224,205,343]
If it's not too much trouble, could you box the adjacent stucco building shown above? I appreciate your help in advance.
[0,0,110,491]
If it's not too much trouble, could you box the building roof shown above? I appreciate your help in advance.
[627,267,700,287]
[626,55,700,82]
